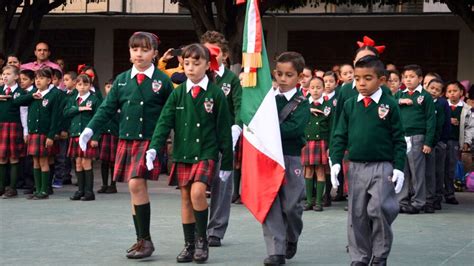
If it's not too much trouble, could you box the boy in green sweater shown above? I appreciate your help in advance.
[395,64,436,214]
[330,55,406,266]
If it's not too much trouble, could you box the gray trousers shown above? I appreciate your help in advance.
[425,146,436,205]
[208,156,233,239]
[262,156,304,256]
[54,139,72,181]
[434,142,447,203]
[398,135,426,209]
[444,140,459,199]
[348,162,399,263]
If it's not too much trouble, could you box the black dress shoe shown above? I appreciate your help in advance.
[303,202,313,211]
[263,255,285,266]
[208,236,221,247]
[445,197,459,205]
[81,192,95,201]
[62,179,72,185]
[128,239,154,259]
[370,257,387,266]
[105,185,117,193]
[70,191,84,200]
[177,242,195,263]
[23,188,34,195]
[322,196,332,207]
[400,205,420,214]
[193,237,209,263]
[33,192,49,200]
[286,241,297,259]
[231,194,240,204]
[351,261,368,266]
[47,187,54,195]
[333,194,346,201]
[433,201,442,210]
[97,186,108,193]
[313,204,323,212]
[423,205,435,213]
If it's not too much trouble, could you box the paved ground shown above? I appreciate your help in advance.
[1,171,473,266]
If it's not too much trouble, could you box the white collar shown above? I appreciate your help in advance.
[448,99,464,107]
[39,87,52,97]
[186,75,209,93]
[309,96,324,105]
[90,86,96,92]
[357,88,383,104]
[351,80,356,89]
[215,64,225,77]
[323,91,335,99]
[4,83,18,92]
[76,91,91,101]
[403,84,423,94]
[131,64,155,79]
[48,84,55,90]
[26,85,34,92]
[275,87,297,101]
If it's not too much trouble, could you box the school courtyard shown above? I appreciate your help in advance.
[1,171,473,266]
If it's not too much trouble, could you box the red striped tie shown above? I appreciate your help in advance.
[136,73,146,85]
[363,97,372,108]
[5,87,11,95]
[192,85,201,98]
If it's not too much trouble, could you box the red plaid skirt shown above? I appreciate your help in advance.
[27,134,58,157]
[113,139,160,183]
[0,122,25,159]
[169,160,216,187]
[99,133,118,162]
[234,135,243,169]
[301,140,328,166]
[67,137,99,159]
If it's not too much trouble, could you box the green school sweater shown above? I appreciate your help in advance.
[59,90,77,132]
[87,68,174,140]
[0,85,26,123]
[214,68,242,126]
[63,93,102,141]
[304,97,335,142]
[14,87,62,139]
[449,105,462,141]
[276,90,310,156]
[395,87,436,147]
[330,90,406,171]
[149,81,233,171]
[433,99,445,144]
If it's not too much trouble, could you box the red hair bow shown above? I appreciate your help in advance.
[204,43,221,72]
[357,36,386,54]
[77,64,86,74]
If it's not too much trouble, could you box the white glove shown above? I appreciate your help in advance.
[145,149,157,171]
[404,136,412,154]
[391,169,405,194]
[330,164,341,189]
[79,128,93,151]
[219,170,232,182]
[231,125,242,151]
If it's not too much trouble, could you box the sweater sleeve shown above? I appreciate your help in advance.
[231,75,243,127]
[390,104,407,171]
[215,90,233,171]
[149,90,177,151]
[91,97,103,141]
[47,93,62,139]
[87,78,120,133]
[423,93,436,147]
[330,101,349,166]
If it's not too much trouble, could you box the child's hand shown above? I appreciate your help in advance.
[422,145,432,154]
[79,106,92,112]
[24,136,28,144]
[90,140,99,148]
[45,138,53,148]
[60,131,69,139]
[463,143,470,151]
[0,95,12,101]
[399,99,413,105]
[451,118,459,126]
[32,92,43,99]
[310,108,323,116]
[161,48,175,62]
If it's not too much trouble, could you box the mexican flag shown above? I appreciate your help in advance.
[238,0,285,223]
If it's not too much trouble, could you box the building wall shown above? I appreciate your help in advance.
[33,14,473,85]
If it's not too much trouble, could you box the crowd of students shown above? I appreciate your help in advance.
[0,33,472,266]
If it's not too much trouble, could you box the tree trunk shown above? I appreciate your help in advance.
[445,0,474,32]
[11,0,33,60]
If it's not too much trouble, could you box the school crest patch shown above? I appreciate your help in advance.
[378,104,390,120]
[417,96,424,105]
[324,106,331,117]
[86,100,92,108]
[42,99,48,107]
[221,83,231,96]
[152,80,162,93]
[333,99,337,106]
[204,98,214,113]
[13,92,20,99]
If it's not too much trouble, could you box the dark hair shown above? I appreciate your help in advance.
[129,32,159,50]
[339,63,354,71]
[105,78,114,85]
[20,69,35,80]
[0,52,5,60]
[2,65,19,75]
[311,76,324,85]
[403,64,423,77]
[76,74,92,84]
[355,45,379,58]
[388,69,400,79]
[181,43,214,82]
[425,72,442,80]
[427,78,444,88]
[81,66,100,91]
[52,68,63,79]
[35,67,53,79]
[6,54,19,61]
[303,66,313,73]
[323,71,338,82]
[200,31,229,55]
[354,55,386,78]
[468,84,474,100]
[64,71,77,80]
[446,80,466,96]
[276,51,305,74]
